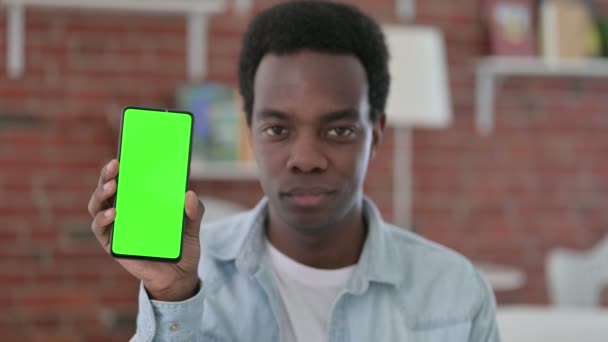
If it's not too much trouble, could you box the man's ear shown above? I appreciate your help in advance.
[370,112,386,159]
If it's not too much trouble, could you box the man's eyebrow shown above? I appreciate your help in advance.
[321,108,360,122]
[256,108,360,122]
[257,109,290,121]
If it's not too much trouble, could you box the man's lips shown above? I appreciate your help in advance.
[291,194,324,206]
[280,187,336,207]
[282,187,334,196]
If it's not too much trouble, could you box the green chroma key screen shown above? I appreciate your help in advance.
[111,107,193,262]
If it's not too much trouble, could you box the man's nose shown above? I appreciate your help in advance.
[286,134,329,173]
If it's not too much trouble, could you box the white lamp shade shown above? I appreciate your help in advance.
[382,25,452,128]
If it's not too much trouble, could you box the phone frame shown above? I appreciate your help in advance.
[110,105,194,263]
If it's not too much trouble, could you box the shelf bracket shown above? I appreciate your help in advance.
[7,3,25,79]
[475,64,496,136]
[396,0,416,22]
[475,56,608,135]
[187,12,208,82]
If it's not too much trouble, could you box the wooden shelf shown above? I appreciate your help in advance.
[475,56,608,135]
[1,0,226,13]
[190,159,257,181]
[1,0,249,81]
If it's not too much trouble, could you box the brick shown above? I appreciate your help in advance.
[0,229,20,242]
[19,288,96,311]
[0,269,28,288]
[30,269,66,286]
[27,333,80,342]
[29,313,62,331]
[100,291,139,306]
[53,245,109,262]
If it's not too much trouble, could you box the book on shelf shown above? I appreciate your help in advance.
[484,0,536,56]
[539,0,601,60]
[175,83,254,167]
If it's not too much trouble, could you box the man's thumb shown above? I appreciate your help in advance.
[184,191,204,238]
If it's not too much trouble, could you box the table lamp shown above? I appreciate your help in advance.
[382,24,452,228]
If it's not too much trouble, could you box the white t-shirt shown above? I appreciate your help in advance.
[265,241,355,342]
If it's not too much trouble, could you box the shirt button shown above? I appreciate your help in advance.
[169,322,179,332]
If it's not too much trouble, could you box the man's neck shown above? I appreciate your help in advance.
[265,203,367,269]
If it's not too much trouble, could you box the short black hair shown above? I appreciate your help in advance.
[238,0,390,124]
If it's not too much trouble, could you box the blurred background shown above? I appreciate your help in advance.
[1,0,608,340]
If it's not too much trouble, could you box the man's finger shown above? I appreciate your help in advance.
[98,159,119,188]
[88,179,117,217]
[91,208,116,252]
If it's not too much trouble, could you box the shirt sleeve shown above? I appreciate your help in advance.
[130,280,205,342]
[469,270,501,342]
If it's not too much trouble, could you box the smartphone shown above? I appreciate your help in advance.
[110,106,194,262]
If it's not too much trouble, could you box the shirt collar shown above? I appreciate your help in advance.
[347,198,402,293]
[205,196,402,289]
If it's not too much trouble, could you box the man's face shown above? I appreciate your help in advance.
[250,50,385,232]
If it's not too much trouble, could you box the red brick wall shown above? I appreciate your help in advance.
[1,0,607,340]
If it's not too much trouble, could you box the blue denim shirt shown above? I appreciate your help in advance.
[132,197,500,341]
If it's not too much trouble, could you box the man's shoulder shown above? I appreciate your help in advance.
[199,209,257,260]
[385,223,474,274]
[382,223,491,324]
[202,210,252,232]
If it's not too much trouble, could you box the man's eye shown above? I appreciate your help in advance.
[328,127,355,137]
[264,126,286,136]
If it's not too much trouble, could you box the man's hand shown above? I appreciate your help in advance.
[88,159,204,301]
